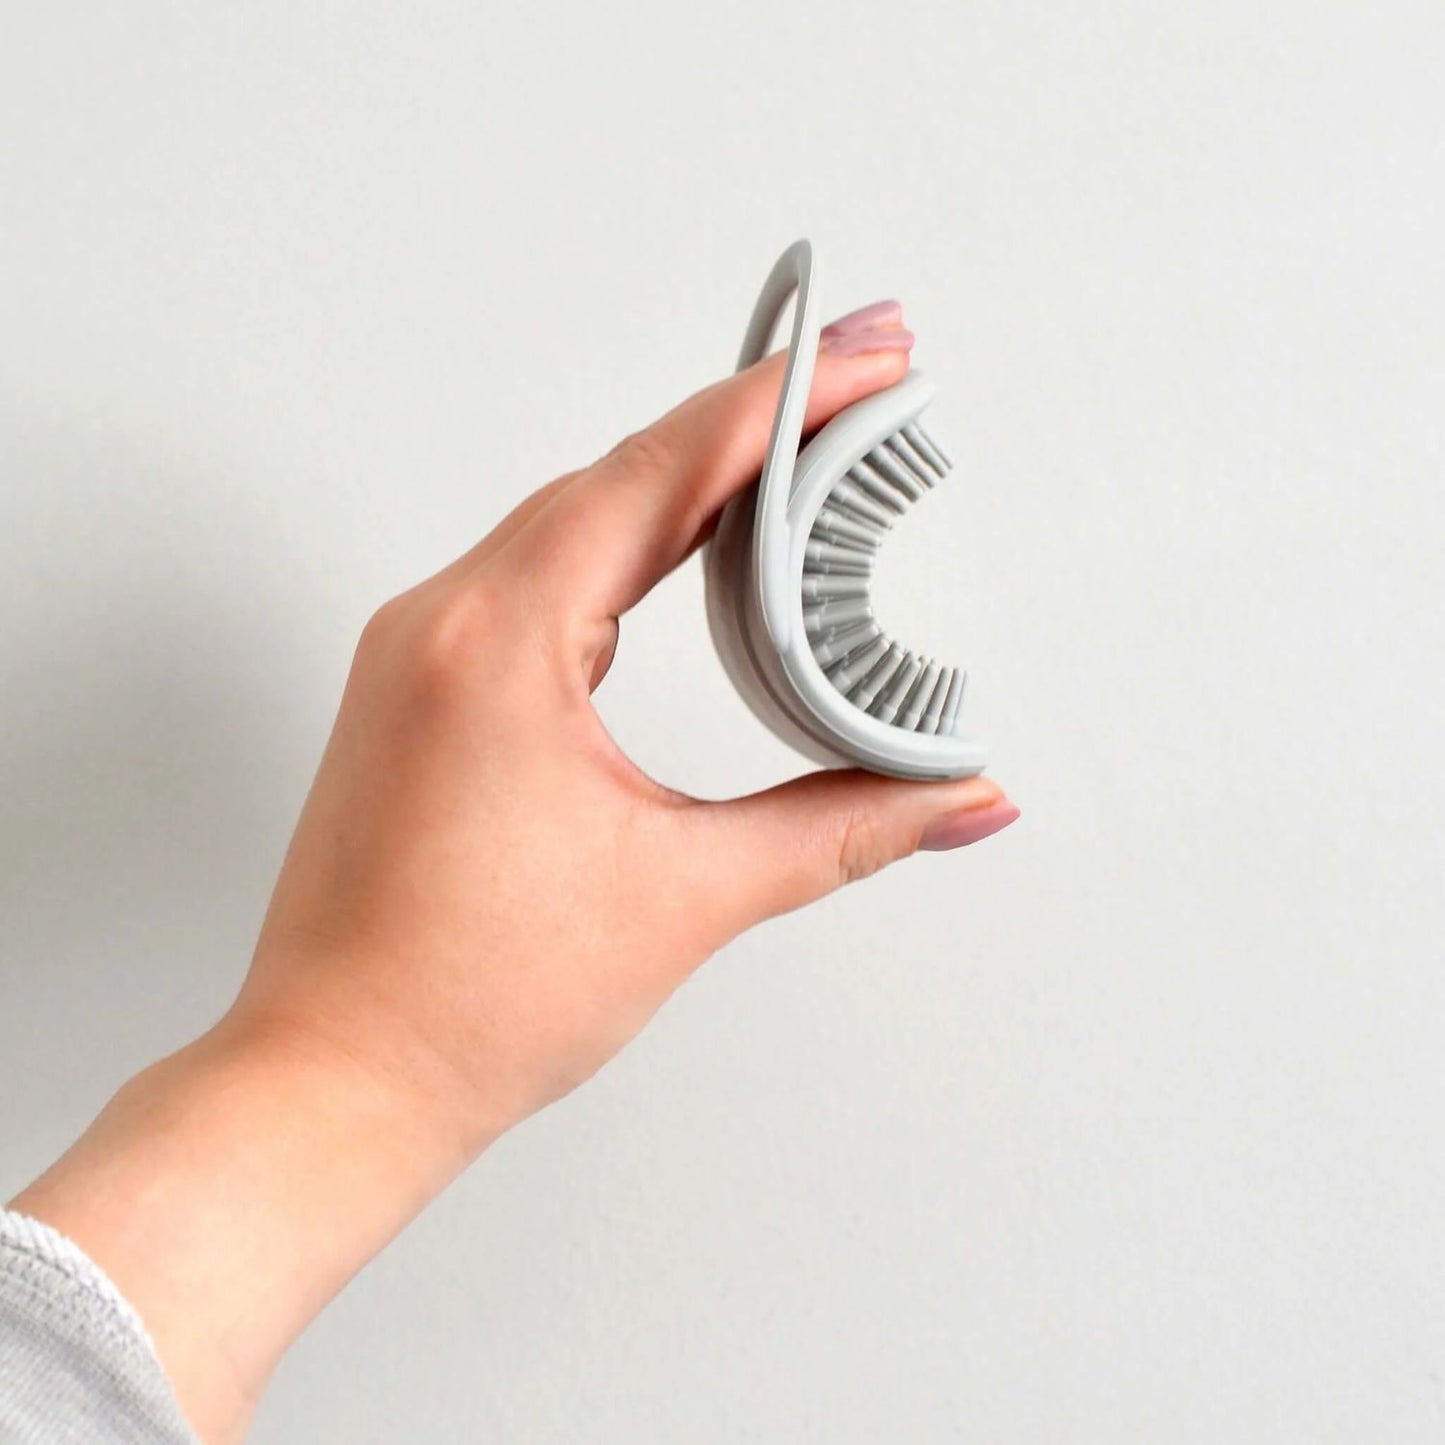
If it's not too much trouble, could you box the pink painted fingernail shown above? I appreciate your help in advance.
[820,325,915,358]
[821,299,904,338]
[918,799,1021,852]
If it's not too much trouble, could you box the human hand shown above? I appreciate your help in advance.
[240,299,1017,1149]
[12,301,1017,1442]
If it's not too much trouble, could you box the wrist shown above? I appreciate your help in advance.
[10,1003,483,1443]
[231,934,523,1163]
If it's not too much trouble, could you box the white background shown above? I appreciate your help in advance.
[3,3,1443,1440]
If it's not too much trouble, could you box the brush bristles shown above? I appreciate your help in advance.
[802,418,967,736]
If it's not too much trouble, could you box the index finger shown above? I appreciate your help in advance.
[514,338,914,621]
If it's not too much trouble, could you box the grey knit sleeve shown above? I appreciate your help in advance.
[0,1210,197,1443]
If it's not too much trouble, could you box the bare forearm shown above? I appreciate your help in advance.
[10,1007,473,1443]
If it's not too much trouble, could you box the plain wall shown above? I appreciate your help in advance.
[2,3,1443,1440]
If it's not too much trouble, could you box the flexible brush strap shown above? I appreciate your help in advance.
[735,239,822,653]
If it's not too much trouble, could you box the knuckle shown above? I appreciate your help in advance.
[363,599,400,638]
[606,424,678,479]
[359,593,409,651]
[353,571,563,730]
[410,593,501,695]
[358,583,511,718]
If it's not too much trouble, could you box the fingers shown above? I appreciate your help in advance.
[690,770,1019,934]
[519,333,914,620]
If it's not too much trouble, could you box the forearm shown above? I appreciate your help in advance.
[9,1006,478,1444]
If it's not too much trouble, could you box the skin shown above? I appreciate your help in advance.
[10,304,1017,1442]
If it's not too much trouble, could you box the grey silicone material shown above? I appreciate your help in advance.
[704,239,987,781]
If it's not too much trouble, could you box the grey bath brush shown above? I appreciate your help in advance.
[704,239,987,781]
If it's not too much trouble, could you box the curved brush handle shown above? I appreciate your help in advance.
[735,239,822,653]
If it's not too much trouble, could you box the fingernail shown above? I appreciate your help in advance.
[820,325,915,358]
[821,299,904,338]
[919,799,1021,852]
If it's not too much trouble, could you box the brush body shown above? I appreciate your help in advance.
[705,240,987,781]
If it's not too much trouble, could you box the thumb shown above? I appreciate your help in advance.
[696,771,1019,931]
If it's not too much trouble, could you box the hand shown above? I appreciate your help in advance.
[244,300,1017,1143]
[12,301,1017,1442]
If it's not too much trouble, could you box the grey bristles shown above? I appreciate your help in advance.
[827,634,890,688]
[899,660,941,731]
[803,595,873,636]
[904,421,950,471]
[888,433,941,487]
[806,529,874,559]
[919,667,952,734]
[801,415,966,738]
[813,621,880,667]
[867,444,929,502]
[813,508,882,549]
[939,670,967,735]
[849,643,905,711]
[803,553,872,579]
[801,572,870,601]
[872,652,924,724]
[828,479,896,529]
[849,459,912,511]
